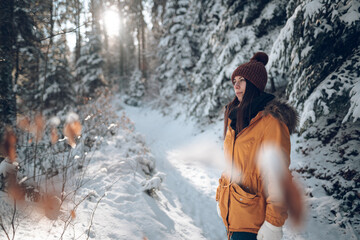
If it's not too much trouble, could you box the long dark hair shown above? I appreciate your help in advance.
[223,79,261,138]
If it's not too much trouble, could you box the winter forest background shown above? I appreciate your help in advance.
[0,0,359,239]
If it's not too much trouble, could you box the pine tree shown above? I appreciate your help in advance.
[1,0,41,129]
[151,0,167,40]
[76,30,107,98]
[42,35,75,113]
[29,0,76,113]
[124,69,145,106]
[156,0,195,100]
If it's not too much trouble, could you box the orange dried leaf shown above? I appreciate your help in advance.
[8,184,25,201]
[34,114,45,142]
[71,209,76,219]
[3,128,17,162]
[50,127,58,145]
[64,123,75,147]
[63,120,82,148]
[71,121,82,137]
[41,194,61,220]
[17,116,30,131]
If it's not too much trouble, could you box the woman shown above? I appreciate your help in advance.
[216,52,298,240]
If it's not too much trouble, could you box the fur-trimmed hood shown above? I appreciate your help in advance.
[228,92,299,135]
[264,99,299,134]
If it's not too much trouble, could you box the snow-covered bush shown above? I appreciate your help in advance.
[142,172,166,193]
[0,95,166,239]
[0,89,118,203]
[124,69,145,106]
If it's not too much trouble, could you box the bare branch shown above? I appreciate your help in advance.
[85,177,123,240]
[0,215,10,240]
[59,192,91,240]
[40,21,92,41]
[11,200,16,240]
[85,192,106,240]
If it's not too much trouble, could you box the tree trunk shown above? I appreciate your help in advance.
[136,0,146,78]
[49,0,54,47]
[102,0,108,53]
[141,17,146,78]
[41,0,54,110]
[0,0,16,129]
[90,0,101,35]
[137,20,141,74]
[118,2,124,77]
[75,0,82,64]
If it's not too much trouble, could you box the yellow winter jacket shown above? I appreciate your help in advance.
[216,100,297,234]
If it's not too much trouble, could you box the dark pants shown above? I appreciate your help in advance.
[230,232,257,240]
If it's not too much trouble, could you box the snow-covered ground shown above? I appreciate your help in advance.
[1,96,358,240]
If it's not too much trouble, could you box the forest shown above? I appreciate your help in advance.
[0,0,359,239]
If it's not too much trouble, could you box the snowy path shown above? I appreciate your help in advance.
[122,105,226,240]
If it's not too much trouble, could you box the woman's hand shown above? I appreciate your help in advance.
[257,220,283,240]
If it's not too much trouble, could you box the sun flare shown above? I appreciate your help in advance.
[103,8,121,37]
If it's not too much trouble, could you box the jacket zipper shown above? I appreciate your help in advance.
[226,131,237,236]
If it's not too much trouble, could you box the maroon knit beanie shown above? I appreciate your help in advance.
[231,52,269,92]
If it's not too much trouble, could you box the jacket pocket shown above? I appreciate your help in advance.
[231,183,257,205]
[228,183,265,231]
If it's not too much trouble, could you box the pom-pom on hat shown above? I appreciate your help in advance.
[231,52,269,92]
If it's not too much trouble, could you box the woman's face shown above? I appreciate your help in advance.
[233,76,246,102]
